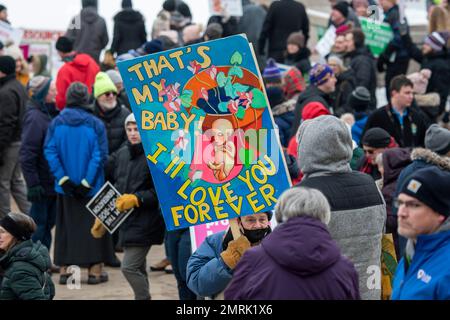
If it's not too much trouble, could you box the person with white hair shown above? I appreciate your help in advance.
[225,187,360,300]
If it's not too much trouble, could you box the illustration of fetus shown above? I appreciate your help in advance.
[207,119,236,181]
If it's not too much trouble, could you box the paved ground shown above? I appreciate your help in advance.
[10,199,179,300]
[53,245,179,300]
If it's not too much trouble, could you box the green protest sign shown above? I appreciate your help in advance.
[359,17,394,58]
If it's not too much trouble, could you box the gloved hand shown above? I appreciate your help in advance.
[27,185,45,202]
[91,218,107,239]
[220,235,251,270]
[116,194,140,212]
[74,179,91,199]
[59,177,77,196]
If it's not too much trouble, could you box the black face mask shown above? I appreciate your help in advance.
[222,226,272,251]
[242,227,271,244]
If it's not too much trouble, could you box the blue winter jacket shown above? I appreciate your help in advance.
[392,226,450,300]
[44,107,108,196]
[186,231,233,298]
[352,113,368,146]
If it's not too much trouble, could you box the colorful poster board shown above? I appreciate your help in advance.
[117,34,291,231]
[359,17,394,58]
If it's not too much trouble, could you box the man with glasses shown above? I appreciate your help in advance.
[186,212,273,300]
[92,72,130,268]
[93,72,130,155]
[356,127,398,180]
[392,166,450,300]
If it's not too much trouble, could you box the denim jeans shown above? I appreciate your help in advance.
[29,195,57,250]
[166,228,197,300]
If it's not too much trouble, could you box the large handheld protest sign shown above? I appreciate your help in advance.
[86,181,133,234]
[117,34,291,231]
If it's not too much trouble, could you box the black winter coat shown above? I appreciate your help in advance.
[111,9,147,56]
[0,75,28,156]
[106,143,165,247]
[94,102,130,154]
[362,104,429,148]
[19,101,59,195]
[284,48,311,76]
[290,85,333,139]
[345,47,377,109]
[403,34,450,114]
[258,0,309,56]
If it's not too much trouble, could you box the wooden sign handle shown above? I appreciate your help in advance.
[229,218,241,240]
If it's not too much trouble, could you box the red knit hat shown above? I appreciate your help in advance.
[302,102,331,121]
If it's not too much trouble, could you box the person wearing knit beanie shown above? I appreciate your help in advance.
[392,165,450,300]
[423,31,450,53]
[358,127,398,180]
[143,39,164,55]
[94,72,118,99]
[106,69,122,87]
[55,37,74,54]
[425,124,450,156]
[287,32,305,49]
[204,22,223,41]
[309,63,335,87]
[28,76,52,102]
[331,2,349,27]
[0,55,16,76]
[362,127,393,149]
[348,86,371,113]
[263,58,282,84]
[66,82,91,108]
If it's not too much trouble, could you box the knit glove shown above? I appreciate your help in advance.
[27,185,45,202]
[59,177,77,196]
[116,194,140,212]
[91,218,107,239]
[220,236,251,270]
[74,179,92,199]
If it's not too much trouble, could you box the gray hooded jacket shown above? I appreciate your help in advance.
[296,115,386,300]
[66,6,109,63]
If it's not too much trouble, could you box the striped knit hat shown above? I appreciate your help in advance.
[263,58,282,84]
[309,63,334,86]
[424,32,449,52]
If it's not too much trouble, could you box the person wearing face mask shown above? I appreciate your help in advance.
[186,212,273,300]
[224,187,360,300]
[93,72,130,155]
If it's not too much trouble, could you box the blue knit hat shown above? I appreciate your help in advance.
[144,39,164,55]
[309,63,334,86]
[263,58,282,83]
[400,166,450,217]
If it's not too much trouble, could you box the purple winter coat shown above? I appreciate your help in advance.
[224,216,360,300]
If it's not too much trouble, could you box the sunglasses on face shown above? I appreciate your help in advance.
[103,92,117,97]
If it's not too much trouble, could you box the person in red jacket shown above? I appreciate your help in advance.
[55,36,100,110]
